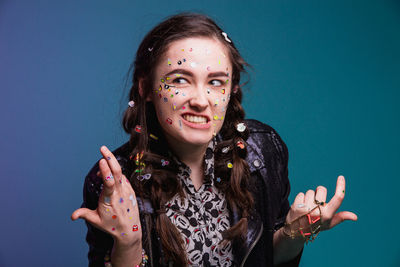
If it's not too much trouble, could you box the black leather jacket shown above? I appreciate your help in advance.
[82,119,302,266]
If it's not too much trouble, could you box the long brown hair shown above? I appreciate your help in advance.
[122,13,253,266]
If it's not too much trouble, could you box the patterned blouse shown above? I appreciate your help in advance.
[165,139,233,266]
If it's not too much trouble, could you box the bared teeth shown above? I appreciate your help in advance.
[183,114,208,124]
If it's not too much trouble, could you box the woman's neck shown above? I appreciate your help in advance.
[167,139,208,190]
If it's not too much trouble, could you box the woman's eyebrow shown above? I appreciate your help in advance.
[208,72,229,78]
[164,69,193,77]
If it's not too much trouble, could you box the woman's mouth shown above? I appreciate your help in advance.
[181,113,211,129]
[182,114,208,124]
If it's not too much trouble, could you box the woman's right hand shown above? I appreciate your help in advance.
[71,146,142,248]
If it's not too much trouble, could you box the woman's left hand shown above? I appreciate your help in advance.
[286,175,357,233]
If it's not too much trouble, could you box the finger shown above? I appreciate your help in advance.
[315,186,327,204]
[71,208,101,226]
[292,192,306,209]
[328,211,358,229]
[326,175,346,213]
[304,190,315,210]
[100,146,123,185]
[99,159,115,196]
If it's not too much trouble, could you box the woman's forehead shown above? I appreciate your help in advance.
[156,37,231,74]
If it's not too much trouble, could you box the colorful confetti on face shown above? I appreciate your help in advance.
[112,215,117,219]
[132,225,139,232]
[119,198,124,203]
[129,194,136,207]
[105,197,111,204]
[167,59,171,66]
[166,118,172,124]
[112,227,115,231]
[105,174,113,181]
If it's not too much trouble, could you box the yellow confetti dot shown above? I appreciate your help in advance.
[106,208,110,212]
[150,134,158,140]
[213,115,219,120]
[166,77,171,80]
[181,49,184,51]
[227,162,233,168]
[129,216,133,220]
[175,74,182,77]
[221,116,224,120]
[161,78,165,83]
[218,60,221,65]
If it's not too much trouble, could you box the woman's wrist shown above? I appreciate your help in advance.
[273,227,305,265]
[111,239,143,267]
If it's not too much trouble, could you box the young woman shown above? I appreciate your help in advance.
[71,13,357,267]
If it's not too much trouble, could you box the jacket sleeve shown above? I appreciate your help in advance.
[82,162,114,267]
[269,128,303,267]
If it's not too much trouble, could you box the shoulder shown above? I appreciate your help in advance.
[245,119,288,156]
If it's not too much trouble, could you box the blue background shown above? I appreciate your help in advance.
[1,0,399,266]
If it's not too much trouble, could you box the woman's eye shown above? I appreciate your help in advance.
[210,80,223,86]
[173,78,188,84]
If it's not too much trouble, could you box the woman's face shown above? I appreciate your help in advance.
[150,37,232,148]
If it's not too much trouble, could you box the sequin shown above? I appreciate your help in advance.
[112,215,117,219]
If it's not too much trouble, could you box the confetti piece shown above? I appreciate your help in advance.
[175,73,182,77]
[112,215,117,219]
[166,76,171,80]
[148,47,153,51]
[150,134,158,140]
[167,59,171,65]
[218,60,221,65]
[129,216,133,220]
[135,125,142,133]
[173,102,177,110]
[164,84,170,89]
[214,99,219,106]
[175,89,179,95]
[216,177,221,182]
[189,48,193,52]
[222,32,231,43]
[221,88,225,94]
[105,197,111,204]
[161,78,165,83]
[236,122,246,132]
[178,60,182,65]
[119,198,124,203]
[182,106,186,110]
[225,79,229,84]
[213,115,219,120]
[112,227,115,231]
[106,174,114,181]
[222,147,229,153]
[128,101,135,107]
[129,194,137,207]
[106,156,111,160]
[183,58,186,62]
[161,159,169,166]
[179,119,182,130]
[236,141,245,149]
[121,232,126,236]
[106,208,110,212]
[207,88,210,94]
[163,97,168,103]
[127,208,130,212]
[227,162,233,168]
[132,225,139,232]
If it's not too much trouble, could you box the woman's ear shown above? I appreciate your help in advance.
[138,78,152,101]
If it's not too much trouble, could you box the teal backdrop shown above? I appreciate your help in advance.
[1,0,399,266]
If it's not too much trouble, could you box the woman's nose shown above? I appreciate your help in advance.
[188,86,209,110]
